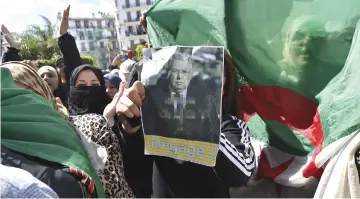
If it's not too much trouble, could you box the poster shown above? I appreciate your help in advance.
[141,46,224,166]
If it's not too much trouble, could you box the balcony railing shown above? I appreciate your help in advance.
[106,35,118,40]
[124,17,141,23]
[125,30,146,37]
[125,1,152,8]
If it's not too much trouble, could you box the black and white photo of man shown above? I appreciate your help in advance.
[141,48,221,143]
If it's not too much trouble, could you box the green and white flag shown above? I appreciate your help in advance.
[146,0,360,197]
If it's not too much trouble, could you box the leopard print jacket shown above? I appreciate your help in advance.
[70,113,134,198]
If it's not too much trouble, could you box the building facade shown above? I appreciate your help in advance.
[68,16,119,69]
[114,0,154,50]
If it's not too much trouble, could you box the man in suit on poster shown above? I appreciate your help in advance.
[142,52,220,143]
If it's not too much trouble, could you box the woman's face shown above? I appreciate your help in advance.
[290,30,313,67]
[105,80,118,98]
[289,23,325,67]
[39,72,59,91]
[57,67,65,80]
[75,69,101,87]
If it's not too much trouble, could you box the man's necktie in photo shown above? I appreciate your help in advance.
[174,93,184,128]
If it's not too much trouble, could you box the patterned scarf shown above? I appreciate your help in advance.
[1,67,105,197]
[1,62,69,120]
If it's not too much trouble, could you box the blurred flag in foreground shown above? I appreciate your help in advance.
[146,0,360,197]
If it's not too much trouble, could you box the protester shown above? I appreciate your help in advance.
[38,65,60,92]
[56,5,83,106]
[109,55,122,71]
[68,64,110,115]
[127,50,134,60]
[110,68,120,76]
[1,67,105,198]
[1,24,21,63]
[55,57,66,84]
[67,64,134,198]
[2,62,68,120]
[104,73,121,99]
[115,55,256,197]
[279,16,327,98]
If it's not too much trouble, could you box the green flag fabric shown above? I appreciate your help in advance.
[146,0,360,196]
[0,68,105,198]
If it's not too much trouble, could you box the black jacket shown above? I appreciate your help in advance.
[1,145,89,198]
[58,33,82,91]
[1,47,21,63]
[56,33,83,105]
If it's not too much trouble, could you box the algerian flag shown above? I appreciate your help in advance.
[146,0,360,197]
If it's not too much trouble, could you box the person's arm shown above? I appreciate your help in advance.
[213,115,256,187]
[108,55,122,71]
[58,5,82,89]
[1,25,22,63]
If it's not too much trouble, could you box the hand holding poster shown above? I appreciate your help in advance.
[141,46,224,166]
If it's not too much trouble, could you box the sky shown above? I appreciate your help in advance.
[0,0,115,34]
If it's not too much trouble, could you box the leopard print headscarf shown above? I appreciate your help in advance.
[1,61,69,120]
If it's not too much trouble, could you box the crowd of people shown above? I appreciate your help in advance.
[1,5,256,198]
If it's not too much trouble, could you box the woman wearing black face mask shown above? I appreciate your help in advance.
[67,64,135,198]
[68,64,111,115]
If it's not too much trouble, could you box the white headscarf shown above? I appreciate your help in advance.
[37,65,59,79]
[110,69,120,76]
[282,16,326,67]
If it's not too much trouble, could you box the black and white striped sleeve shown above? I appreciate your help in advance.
[214,115,256,187]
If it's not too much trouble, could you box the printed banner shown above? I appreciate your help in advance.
[141,46,224,166]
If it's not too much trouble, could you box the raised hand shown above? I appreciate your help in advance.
[1,24,10,34]
[111,55,122,66]
[116,81,145,133]
[1,24,20,49]
[60,5,70,35]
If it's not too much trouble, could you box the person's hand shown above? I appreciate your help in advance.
[55,97,64,105]
[60,5,70,36]
[103,81,126,125]
[1,24,10,35]
[1,24,20,49]
[111,55,122,66]
[116,81,145,133]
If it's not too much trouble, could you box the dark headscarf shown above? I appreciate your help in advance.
[104,74,121,89]
[68,64,111,115]
[53,74,67,106]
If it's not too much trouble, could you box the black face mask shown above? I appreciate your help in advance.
[68,86,111,115]
[68,64,111,115]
